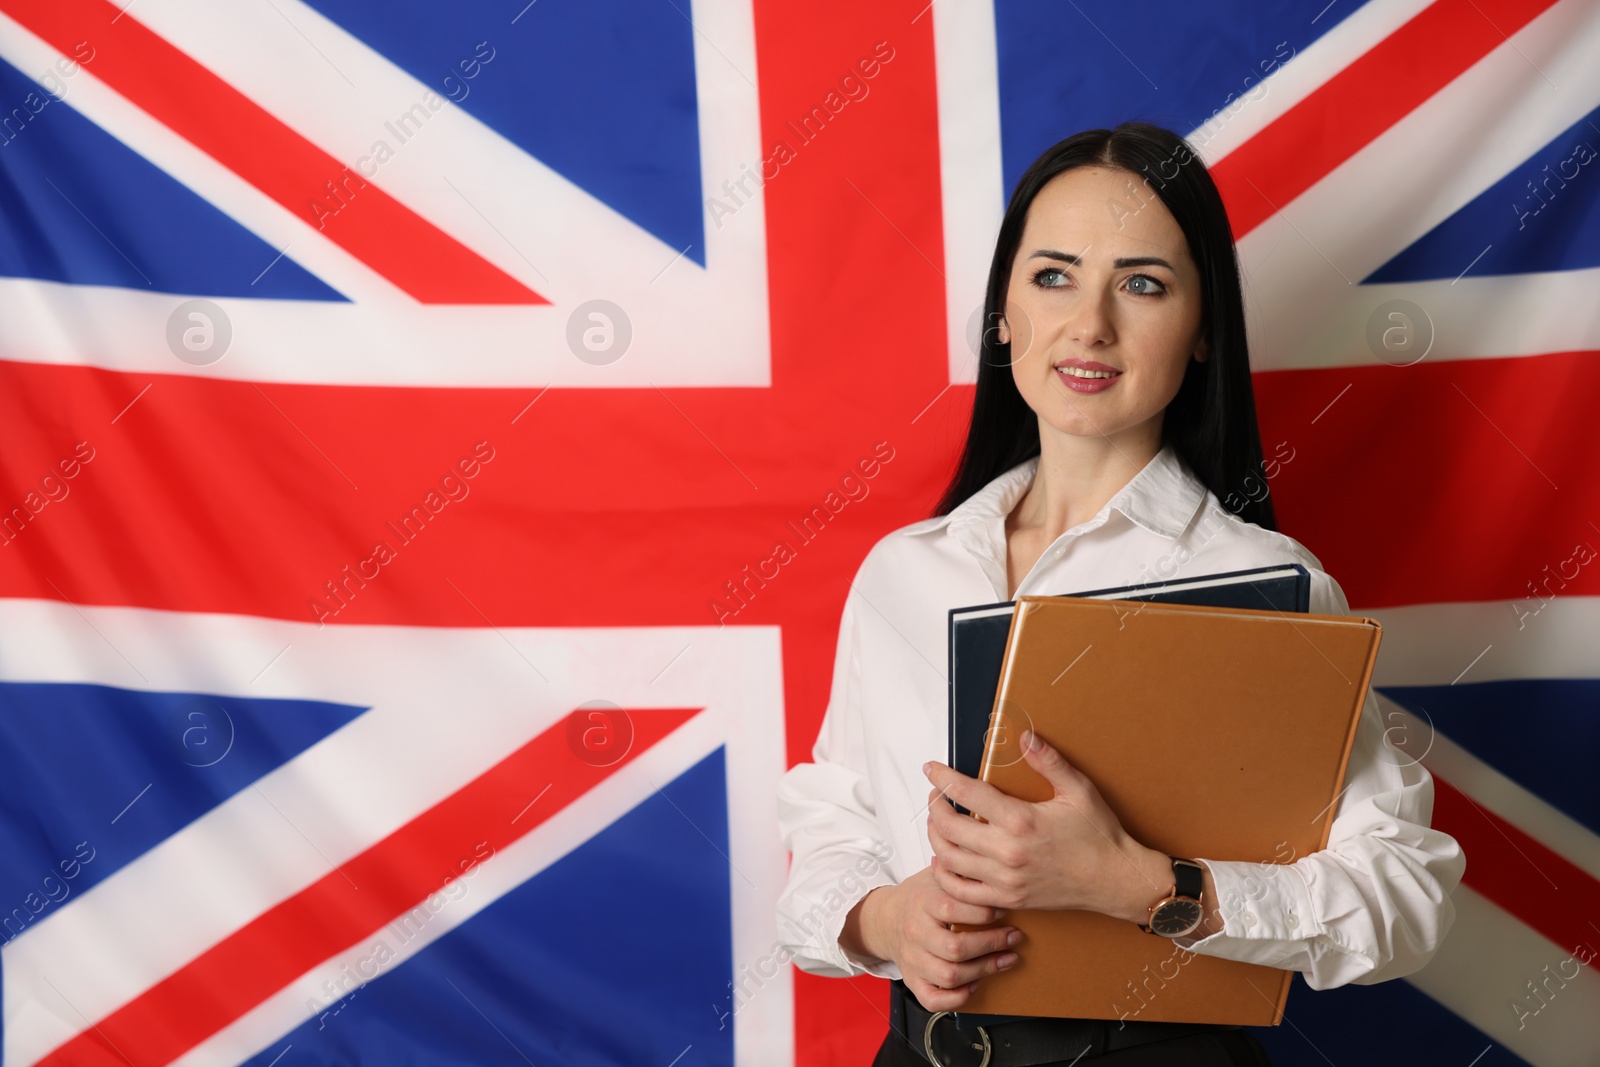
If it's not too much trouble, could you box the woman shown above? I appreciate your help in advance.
[774,123,1465,1066]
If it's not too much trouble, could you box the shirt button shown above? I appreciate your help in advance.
[1241,912,1257,928]
[1286,913,1298,929]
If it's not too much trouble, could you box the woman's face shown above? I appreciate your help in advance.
[998,165,1207,445]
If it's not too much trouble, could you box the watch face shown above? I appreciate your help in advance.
[1150,898,1204,937]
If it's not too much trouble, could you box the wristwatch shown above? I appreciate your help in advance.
[1138,856,1205,938]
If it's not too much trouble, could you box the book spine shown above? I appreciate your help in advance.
[1312,621,1384,854]
[976,599,1032,802]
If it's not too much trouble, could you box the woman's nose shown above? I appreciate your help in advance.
[1064,288,1115,348]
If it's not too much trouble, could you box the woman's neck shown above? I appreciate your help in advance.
[1010,421,1163,542]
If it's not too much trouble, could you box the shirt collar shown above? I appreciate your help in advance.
[906,442,1208,542]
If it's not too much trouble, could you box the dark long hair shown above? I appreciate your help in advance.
[931,122,1277,531]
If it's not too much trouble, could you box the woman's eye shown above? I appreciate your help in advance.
[1126,274,1167,296]
[1031,267,1069,288]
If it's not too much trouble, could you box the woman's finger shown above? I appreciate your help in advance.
[927,789,1006,858]
[932,842,1013,894]
[931,855,1003,908]
[922,921,1022,965]
[904,933,1020,1009]
[909,948,1016,995]
[919,878,1009,928]
[906,976,976,1014]
[924,761,1025,828]
[926,807,974,856]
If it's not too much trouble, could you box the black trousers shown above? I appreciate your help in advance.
[871,1024,1274,1066]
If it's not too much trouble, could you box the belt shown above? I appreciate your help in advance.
[889,979,1241,1066]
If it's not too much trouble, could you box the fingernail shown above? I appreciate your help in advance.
[997,953,1017,969]
[1021,729,1036,752]
[1006,930,1022,947]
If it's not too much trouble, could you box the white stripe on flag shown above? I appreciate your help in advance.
[1249,267,1600,370]
[1368,596,1600,687]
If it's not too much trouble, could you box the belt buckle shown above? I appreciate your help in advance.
[922,1010,991,1067]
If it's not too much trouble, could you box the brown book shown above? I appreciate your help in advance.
[952,595,1382,1025]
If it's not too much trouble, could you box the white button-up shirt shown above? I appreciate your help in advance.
[774,443,1465,991]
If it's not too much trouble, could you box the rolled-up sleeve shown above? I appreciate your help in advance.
[775,583,904,980]
[1176,569,1466,989]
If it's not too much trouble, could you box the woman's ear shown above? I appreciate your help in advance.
[996,315,1010,346]
[1193,333,1209,364]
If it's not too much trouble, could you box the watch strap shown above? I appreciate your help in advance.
[1137,857,1204,935]
[1171,857,1203,900]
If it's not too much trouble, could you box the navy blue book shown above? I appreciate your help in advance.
[946,564,1311,813]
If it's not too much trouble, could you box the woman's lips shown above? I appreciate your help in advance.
[1054,361,1122,394]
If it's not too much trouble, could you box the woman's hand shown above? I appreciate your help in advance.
[849,866,1025,1012]
[923,728,1174,923]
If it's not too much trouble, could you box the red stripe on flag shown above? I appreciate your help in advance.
[4,347,1593,623]
[37,707,702,1066]
[1213,0,1563,239]
[0,363,966,629]
[1433,773,1600,958]
[1254,349,1600,610]
[0,0,546,305]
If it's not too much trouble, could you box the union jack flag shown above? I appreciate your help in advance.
[0,0,1593,1064]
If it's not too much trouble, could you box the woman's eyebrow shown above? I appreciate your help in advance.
[1028,249,1176,271]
